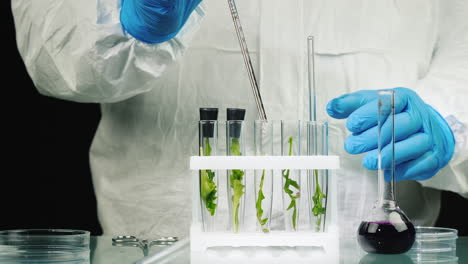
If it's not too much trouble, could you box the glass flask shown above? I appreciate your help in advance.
[357,90,416,254]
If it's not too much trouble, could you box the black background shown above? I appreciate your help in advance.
[1,1,467,236]
[2,1,102,235]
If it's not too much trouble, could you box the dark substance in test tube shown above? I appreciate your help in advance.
[227,108,246,138]
[357,221,416,254]
[199,108,218,138]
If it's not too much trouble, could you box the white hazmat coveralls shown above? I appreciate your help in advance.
[12,0,468,239]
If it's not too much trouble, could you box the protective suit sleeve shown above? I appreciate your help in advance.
[11,0,205,103]
[413,0,468,198]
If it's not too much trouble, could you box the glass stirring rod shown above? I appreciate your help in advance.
[307,36,317,122]
[227,0,267,121]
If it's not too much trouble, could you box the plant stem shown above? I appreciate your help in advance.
[282,137,300,230]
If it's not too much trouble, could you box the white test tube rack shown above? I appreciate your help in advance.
[190,155,340,260]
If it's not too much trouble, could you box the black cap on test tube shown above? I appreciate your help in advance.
[200,108,218,120]
[227,108,246,138]
[199,108,218,138]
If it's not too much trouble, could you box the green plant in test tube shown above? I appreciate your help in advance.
[229,137,245,233]
[200,139,217,216]
[307,36,327,231]
[282,136,300,230]
[309,123,327,231]
[312,169,326,230]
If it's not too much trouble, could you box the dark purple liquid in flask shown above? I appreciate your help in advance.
[358,221,416,254]
[357,91,416,254]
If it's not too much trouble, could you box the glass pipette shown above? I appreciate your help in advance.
[307,36,316,122]
[227,0,267,121]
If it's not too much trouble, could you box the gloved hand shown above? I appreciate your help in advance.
[120,0,202,43]
[326,87,455,181]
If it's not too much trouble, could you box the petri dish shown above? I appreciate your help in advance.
[0,229,90,263]
[407,226,458,263]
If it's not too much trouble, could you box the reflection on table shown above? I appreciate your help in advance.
[89,236,468,264]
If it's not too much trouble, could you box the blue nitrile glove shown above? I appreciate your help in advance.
[120,0,202,43]
[326,87,455,181]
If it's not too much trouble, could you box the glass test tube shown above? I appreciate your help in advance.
[226,120,246,233]
[254,121,274,233]
[306,121,329,232]
[281,120,302,231]
[199,120,219,232]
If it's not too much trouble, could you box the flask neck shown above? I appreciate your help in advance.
[376,90,397,208]
[376,169,397,207]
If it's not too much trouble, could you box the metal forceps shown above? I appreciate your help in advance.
[112,235,178,256]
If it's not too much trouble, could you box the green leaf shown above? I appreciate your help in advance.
[200,168,217,216]
[311,169,327,231]
[289,179,300,190]
[256,170,269,233]
[205,138,212,156]
[230,138,242,156]
[200,142,217,216]
[229,137,245,233]
[230,172,245,233]
[207,169,215,181]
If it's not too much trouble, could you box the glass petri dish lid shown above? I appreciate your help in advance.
[415,227,458,242]
[407,226,458,263]
[0,229,90,263]
[413,226,458,252]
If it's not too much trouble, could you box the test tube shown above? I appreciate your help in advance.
[281,120,302,231]
[306,121,329,232]
[199,108,219,232]
[254,120,274,233]
[226,108,246,233]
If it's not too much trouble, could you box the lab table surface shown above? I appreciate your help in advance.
[90,236,468,263]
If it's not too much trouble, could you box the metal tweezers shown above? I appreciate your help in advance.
[112,235,178,256]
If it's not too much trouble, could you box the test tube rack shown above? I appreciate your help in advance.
[190,155,340,260]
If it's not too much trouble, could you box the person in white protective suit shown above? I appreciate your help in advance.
[12,0,468,240]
